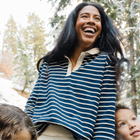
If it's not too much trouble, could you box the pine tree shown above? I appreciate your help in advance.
[26,13,47,63]
[0,15,18,78]
[13,13,48,92]
[128,1,140,115]
[3,15,18,53]
[13,26,38,93]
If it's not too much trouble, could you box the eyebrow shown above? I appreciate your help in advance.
[116,120,122,126]
[116,113,136,125]
[80,12,101,17]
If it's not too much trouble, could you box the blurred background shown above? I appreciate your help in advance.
[0,0,140,119]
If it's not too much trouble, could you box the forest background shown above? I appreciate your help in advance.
[0,0,140,116]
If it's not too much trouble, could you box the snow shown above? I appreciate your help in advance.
[0,77,27,110]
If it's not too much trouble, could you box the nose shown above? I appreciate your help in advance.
[87,17,95,24]
[129,123,136,129]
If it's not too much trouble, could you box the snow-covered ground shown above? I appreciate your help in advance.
[0,77,27,110]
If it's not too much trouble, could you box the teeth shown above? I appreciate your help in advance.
[84,28,95,34]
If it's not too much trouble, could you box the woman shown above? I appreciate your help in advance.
[25,2,127,140]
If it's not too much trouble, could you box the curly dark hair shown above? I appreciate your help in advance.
[0,103,37,140]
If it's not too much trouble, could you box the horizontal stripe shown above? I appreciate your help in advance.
[25,53,116,140]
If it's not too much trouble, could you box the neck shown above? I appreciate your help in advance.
[70,47,82,71]
[76,41,94,52]
[70,43,93,71]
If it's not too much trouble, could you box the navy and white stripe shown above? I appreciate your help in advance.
[25,53,116,140]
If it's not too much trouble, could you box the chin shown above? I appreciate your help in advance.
[83,37,97,45]
[84,41,95,47]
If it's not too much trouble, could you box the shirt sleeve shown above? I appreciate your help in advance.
[93,55,116,140]
[24,62,44,119]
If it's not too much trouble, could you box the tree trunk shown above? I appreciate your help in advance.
[128,0,137,115]
[22,78,28,93]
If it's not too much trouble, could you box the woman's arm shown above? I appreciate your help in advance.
[24,78,39,119]
[25,62,44,119]
[93,55,116,140]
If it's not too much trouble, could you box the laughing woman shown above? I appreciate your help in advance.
[25,2,128,140]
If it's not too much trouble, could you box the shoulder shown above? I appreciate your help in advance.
[98,52,113,65]
[39,58,68,72]
[98,52,110,62]
[38,60,48,73]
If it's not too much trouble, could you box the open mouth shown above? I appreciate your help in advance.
[131,130,140,136]
[83,27,96,34]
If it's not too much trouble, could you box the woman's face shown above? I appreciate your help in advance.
[75,5,102,51]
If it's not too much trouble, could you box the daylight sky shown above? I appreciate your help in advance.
[0,0,80,51]
[0,0,55,50]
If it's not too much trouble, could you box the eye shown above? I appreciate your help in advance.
[132,117,137,121]
[120,122,125,127]
[81,15,88,18]
[95,17,101,21]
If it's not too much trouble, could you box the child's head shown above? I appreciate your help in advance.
[0,103,37,140]
[115,103,140,140]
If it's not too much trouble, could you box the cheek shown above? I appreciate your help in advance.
[117,128,129,139]
[137,121,140,128]
[98,23,102,33]
[75,19,85,33]
[75,24,80,36]
[75,23,83,40]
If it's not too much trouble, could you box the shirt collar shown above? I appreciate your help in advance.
[65,47,100,58]
[84,47,100,55]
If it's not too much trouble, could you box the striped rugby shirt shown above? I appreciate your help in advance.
[25,52,116,140]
